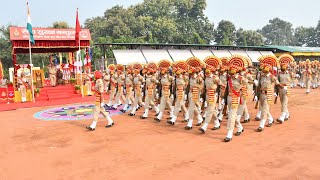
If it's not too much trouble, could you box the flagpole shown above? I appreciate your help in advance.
[29,38,35,102]
[79,35,84,98]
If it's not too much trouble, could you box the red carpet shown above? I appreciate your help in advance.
[0,85,102,112]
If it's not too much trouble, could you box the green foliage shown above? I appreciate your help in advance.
[51,21,70,29]
[259,18,295,45]
[74,85,81,90]
[214,20,236,45]
[236,28,264,46]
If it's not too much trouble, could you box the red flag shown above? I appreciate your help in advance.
[75,8,81,46]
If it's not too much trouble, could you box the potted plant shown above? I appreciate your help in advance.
[34,88,40,98]
[74,85,81,94]
[70,78,76,85]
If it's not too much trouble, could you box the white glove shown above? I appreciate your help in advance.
[274,93,277,97]
[284,86,287,90]
[254,96,258,102]
[100,102,105,107]
[221,99,225,105]
[252,91,255,95]
[295,74,300,78]
[254,80,258,86]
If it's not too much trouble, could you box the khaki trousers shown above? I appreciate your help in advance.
[279,89,288,113]
[49,74,56,86]
[226,96,240,131]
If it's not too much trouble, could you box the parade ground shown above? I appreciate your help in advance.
[0,88,319,180]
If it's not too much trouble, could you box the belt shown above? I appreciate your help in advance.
[261,90,267,94]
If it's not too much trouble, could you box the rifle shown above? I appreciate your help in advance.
[255,72,262,109]
[142,75,146,102]
[185,74,191,108]
[172,75,177,106]
[157,74,162,105]
[274,74,280,104]
[216,84,221,104]
[222,77,229,116]
[201,69,206,110]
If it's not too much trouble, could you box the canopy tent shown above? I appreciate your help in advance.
[10,27,91,65]
[259,51,275,56]
[141,49,172,63]
[246,51,262,63]
[113,50,147,65]
[212,50,232,58]
[229,50,251,58]
[9,27,91,90]
[190,50,214,61]
[167,49,193,62]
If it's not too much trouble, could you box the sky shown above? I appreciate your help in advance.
[1,0,319,30]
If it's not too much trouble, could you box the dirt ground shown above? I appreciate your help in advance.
[0,88,319,180]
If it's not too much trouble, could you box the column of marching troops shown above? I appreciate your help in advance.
[86,54,320,142]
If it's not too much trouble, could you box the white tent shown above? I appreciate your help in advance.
[211,50,232,58]
[167,49,194,62]
[141,49,173,63]
[113,50,147,65]
[246,51,262,63]
[259,51,275,56]
[190,50,214,61]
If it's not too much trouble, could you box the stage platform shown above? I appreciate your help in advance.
[0,85,96,112]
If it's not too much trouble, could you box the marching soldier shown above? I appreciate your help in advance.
[121,65,134,113]
[106,64,117,107]
[276,54,293,124]
[254,56,281,132]
[140,63,159,119]
[167,61,189,125]
[103,71,110,94]
[185,57,204,130]
[304,59,312,94]
[224,55,248,142]
[312,61,319,89]
[112,65,126,109]
[217,57,229,122]
[86,70,114,131]
[154,60,174,122]
[198,56,224,133]
[128,63,145,116]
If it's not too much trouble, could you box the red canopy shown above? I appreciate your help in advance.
[10,27,91,55]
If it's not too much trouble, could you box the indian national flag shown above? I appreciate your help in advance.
[27,2,35,45]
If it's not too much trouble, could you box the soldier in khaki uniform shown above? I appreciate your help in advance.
[128,64,145,116]
[112,65,126,109]
[85,73,93,96]
[167,61,189,125]
[106,64,117,107]
[141,64,159,119]
[185,57,204,130]
[154,60,173,122]
[254,56,281,132]
[86,71,114,131]
[19,72,28,103]
[224,61,247,142]
[217,62,228,122]
[303,60,312,94]
[103,71,110,94]
[48,63,57,87]
[276,54,294,123]
[121,65,134,113]
[198,59,224,133]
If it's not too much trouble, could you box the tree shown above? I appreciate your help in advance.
[214,20,236,45]
[236,28,264,46]
[294,26,315,46]
[259,18,295,45]
[311,20,320,47]
[51,21,70,28]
